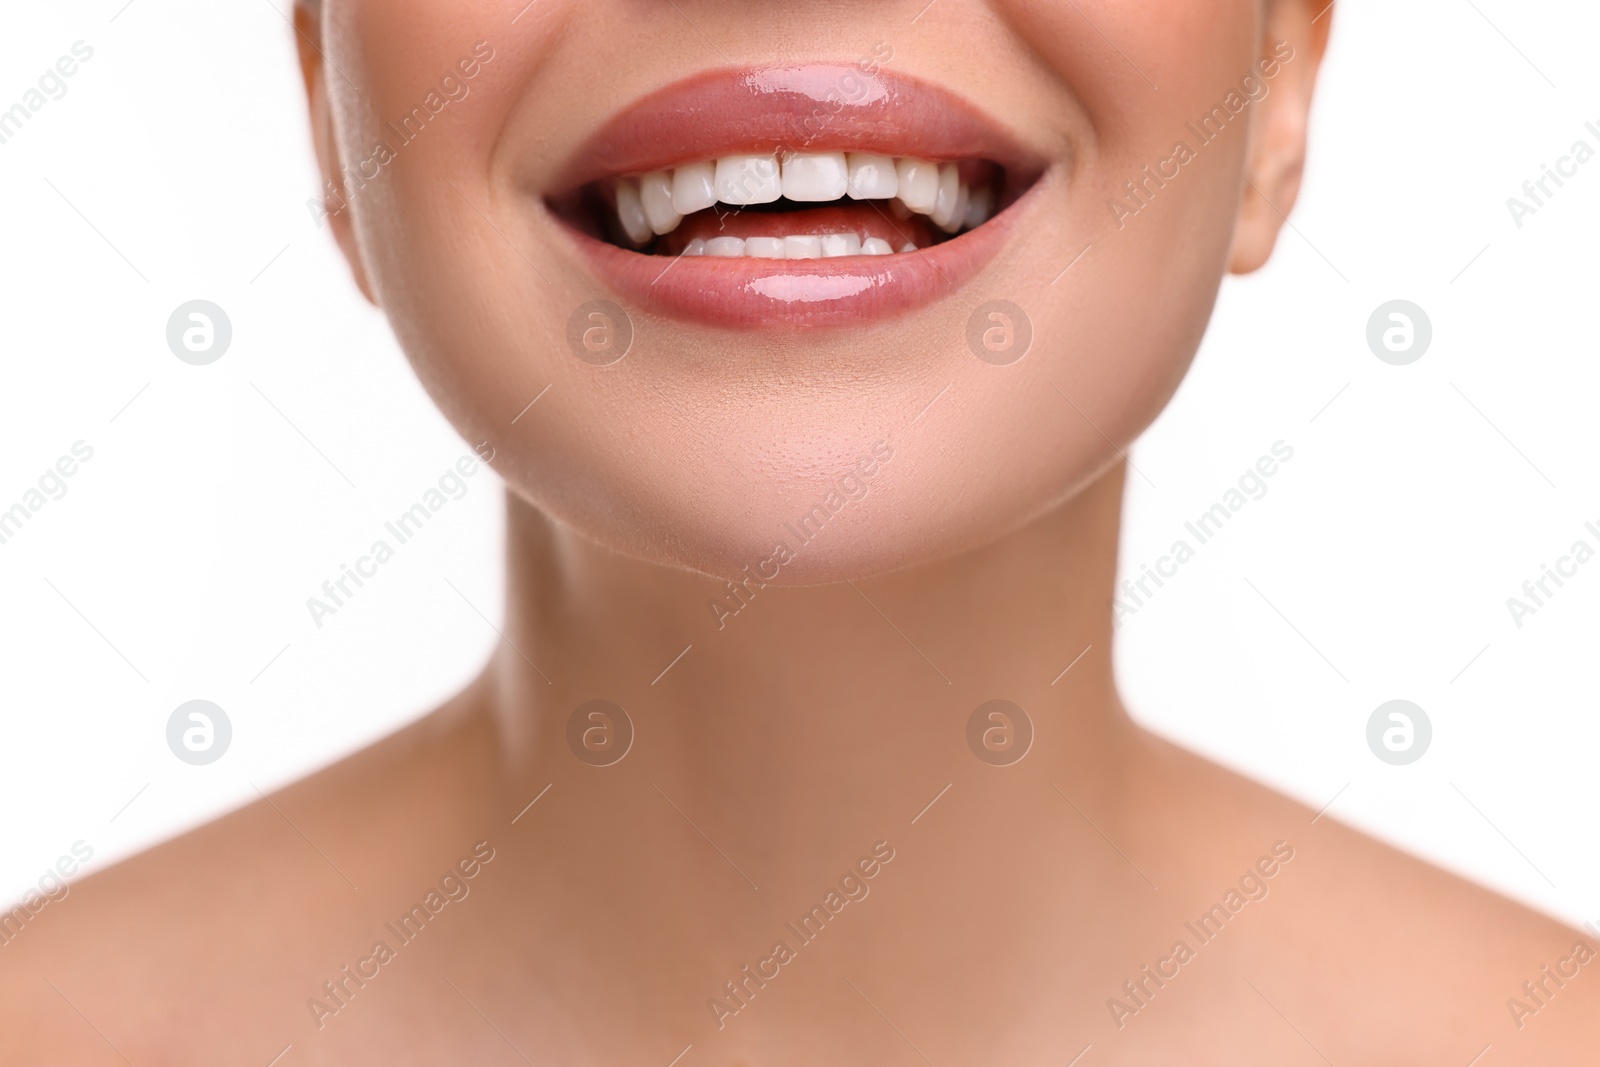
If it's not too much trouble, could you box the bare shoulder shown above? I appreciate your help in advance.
[1124,731,1600,1064]
[0,691,499,1065]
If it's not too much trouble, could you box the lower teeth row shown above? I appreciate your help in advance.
[680,234,914,259]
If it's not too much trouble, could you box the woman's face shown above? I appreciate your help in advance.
[301,0,1319,583]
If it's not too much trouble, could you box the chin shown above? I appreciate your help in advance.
[498,406,1134,587]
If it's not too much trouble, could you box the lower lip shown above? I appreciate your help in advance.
[555,192,1029,330]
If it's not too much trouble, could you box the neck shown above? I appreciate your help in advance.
[482,462,1135,888]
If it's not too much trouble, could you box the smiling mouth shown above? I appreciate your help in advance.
[562,153,1004,259]
[542,65,1047,328]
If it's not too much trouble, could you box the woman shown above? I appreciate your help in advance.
[5,0,1594,1063]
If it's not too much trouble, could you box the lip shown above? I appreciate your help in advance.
[538,64,1046,329]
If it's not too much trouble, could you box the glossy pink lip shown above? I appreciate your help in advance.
[540,64,1045,329]
[564,204,1026,329]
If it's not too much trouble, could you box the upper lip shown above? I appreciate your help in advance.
[544,64,1043,195]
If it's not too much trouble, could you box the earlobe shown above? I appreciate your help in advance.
[1228,128,1306,275]
[294,1,379,305]
[1227,1,1332,275]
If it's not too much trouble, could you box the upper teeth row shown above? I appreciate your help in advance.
[611,154,995,245]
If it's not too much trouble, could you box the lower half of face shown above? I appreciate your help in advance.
[323,0,1266,582]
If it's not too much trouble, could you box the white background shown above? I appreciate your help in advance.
[2,1,1596,930]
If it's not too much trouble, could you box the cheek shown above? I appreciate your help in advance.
[994,0,1262,253]
[972,0,1262,421]
[326,0,583,445]
[993,0,1261,118]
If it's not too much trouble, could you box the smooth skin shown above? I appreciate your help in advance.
[4,1,1596,1064]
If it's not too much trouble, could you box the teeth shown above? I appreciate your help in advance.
[782,152,848,202]
[614,178,653,245]
[611,154,996,245]
[963,185,994,230]
[705,236,746,256]
[931,163,962,230]
[672,161,717,215]
[639,170,682,235]
[819,233,862,257]
[784,235,823,259]
[895,158,940,214]
[938,180,969,235]
[671,233,916,259]
[744,236,785,259]
[715,154,781,205]
[846,153,899,200]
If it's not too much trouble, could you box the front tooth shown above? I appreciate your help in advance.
[820,233,862,257]
[846,153,899,199]
[895,158,939,214]
[963,185,994,229]
[899,241,917,253]
[715,154,781,205]
[931,163,962,229]
[682,238,707,256]
[614,178,653,245]
[672,161,717,215]
[861,237,893,255]
[783,235,822,259]
[639,170,682,234]
[782,152,848,202]
[744,236,785,259]
[705,236,746,257]
[938,182,969,234]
